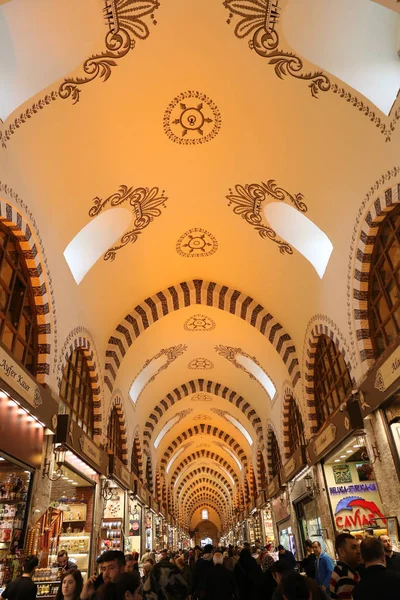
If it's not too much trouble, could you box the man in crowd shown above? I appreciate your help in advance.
[300,540,316,579]
[353,537,400,600]
[277,545,296,569]
[189,545,202,570]
[81,550,126,599]
[158,548,169,562]
[192,543,214,600]
[270,561,293,600]
[53,549,77,572]
[330,532,361,599]
[204,551,237,600]
[312,540,334,596]
[1,555,38,600]
[379,534,400,572]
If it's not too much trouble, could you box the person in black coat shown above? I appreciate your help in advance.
[277,545,297,569]
[192,544,214,600]
[233,547,261,600]
[353,537,400,600]
[204,552,237,600]
[300,540,316,579]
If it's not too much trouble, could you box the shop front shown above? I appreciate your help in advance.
[0,344,58,593]
[26,413,108,597]
[132,478,151,556]
[100,455,133,555]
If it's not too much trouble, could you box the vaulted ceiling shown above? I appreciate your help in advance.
[1,0,400,533]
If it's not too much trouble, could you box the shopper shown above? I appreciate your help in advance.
[81,550,126,600]
[378,534,400,573]
[125,554,139,573]
[175,555,192,590]
[142,558,188,600]
[312,541,334,596]
[113,572,142,600]
[204,552,237,600]
[270,562,294,600]
[261,543,275,573]
[277,545,297,569]
[300,540,316,579]
[233,547,261,600]
[281,571,311,600]
[54,569,83,600]
[353,537,400,600]
[53,550,77,572]
[329,533,360,599]
[189,546,202,571]
[0,555,39,600]
[225,547,240,572]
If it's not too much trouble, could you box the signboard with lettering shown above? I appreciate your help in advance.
[374,344,400,393]
[282,446,307,484]
[267,474,281,499]
[109,455,133,490]
[324,461,384,532]
[360,337,400,418]
[0,345,42,409]
[56,414,108,475]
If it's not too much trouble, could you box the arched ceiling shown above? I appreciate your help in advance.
[1,0,400,535]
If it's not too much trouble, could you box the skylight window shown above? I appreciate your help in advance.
[154,414,181,449]
[64,208,131,284]
[129,354,169,404]
[167,446,186,474]
[219,445,242,472]
[225,414,253,446]
[236,354,276,400]
[264,203,333,278]
[202,509,209,520]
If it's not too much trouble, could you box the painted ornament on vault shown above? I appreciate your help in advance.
[191,393,212,402]
[184,314,216,332]
[188,358,214,370]
[163,91,221,145]
[176,228,218,258]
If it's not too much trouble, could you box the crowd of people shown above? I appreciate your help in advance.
[1,532,400,600]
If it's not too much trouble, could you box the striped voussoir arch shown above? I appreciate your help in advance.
[143,378,263,450]
[266,424,281,480]
[256,449,268,490]
[170,450,239,486]
[353,183,400,366]
[176,469,233,497]
[160,424,248,472]
[145,454,153,493]
[184,495,231,525]
[304,323,355,434]
[0,199,51,382]
[182,487,229,511]
[59,332,103,439]
[107,395,128,465]
[131,434,144,481]
[282,388,305,460]
[180,479,231,506]
[186,501,224,522]
[104,279,301,391]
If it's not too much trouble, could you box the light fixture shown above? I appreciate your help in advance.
[304,472,321,499]
[101,478,119,501]
[354,431,381,465]
[340,455,347,459]
[346,450,352,454]
[42,444,68,481]
[334,459,340,463]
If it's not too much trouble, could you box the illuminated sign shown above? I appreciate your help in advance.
[334,496,385,530]
[329,483,377,495]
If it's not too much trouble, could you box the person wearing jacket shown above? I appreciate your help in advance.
[312,542,334,596]
[277,545,297,569]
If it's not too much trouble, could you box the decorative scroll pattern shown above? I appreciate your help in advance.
[163,91,222,145]
[59,0,160,103]
[224,0,400,141]
[89,184,167,260]
[226,180,307,255]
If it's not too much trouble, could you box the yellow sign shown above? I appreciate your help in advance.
[0,346,42,409]
[374,345,400,392]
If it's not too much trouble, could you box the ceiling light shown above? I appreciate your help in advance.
[340,455,346,458]
[334,459,341,463]
[353,444,361,448]
[72,482,78,486]
[346,450,352,454]
[17,408,26,415]
[0,458,4,461]
[67,479,73,482]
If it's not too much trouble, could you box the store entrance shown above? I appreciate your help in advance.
[200,537,212,547]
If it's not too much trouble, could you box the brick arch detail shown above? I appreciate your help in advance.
[170,450,239,486]
[351,182,400,368]
[186,501,224,525]
[131,434,144,481]
[176,468,233,497]
[160,424,248,473]
[266,423,282,480]
[180,478,231,506]
[145,453,154,493]
[57,328,103,440]
[282,388,305,460]
[304,322,355,434]
[105,279,301,390]
[257,449,267,490]
[182,486,229,511]
[143,378,263,449]
[107,393,128,465]
[0,197,53,382]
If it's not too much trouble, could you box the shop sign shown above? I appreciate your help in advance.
[0,345,42,409]
[267,474,281,499]
[79,435,101,465]
[256,490,266,509]
[334,495,385,530]
[313,424,337,457]
[110,456,132,490]
[374,345,400,393]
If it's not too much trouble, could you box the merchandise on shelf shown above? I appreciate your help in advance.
[100,519,122,552]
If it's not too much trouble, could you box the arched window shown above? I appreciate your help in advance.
[131,437,141,479]
[60,348,95,438]
[314,335,352,430]
[368,204,400,358]
[270,431,282,479]
[288,396,305,454]
[0,221,38,375]
[107,405,123,461]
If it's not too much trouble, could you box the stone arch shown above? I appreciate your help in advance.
[351,182,400,368]
[107,393,128,464]
[282,387,305,460]
[176,468,233,497]
[186,501,224,524]
[0,195,54,382]
[182,487,229,513]
[105,279,300,390]
[160,424,249,472]
[57,327,103,440]
[249,463,257,497]
[143,378,263,450]
[145,454,153,493]
[257,449,267,490]
[170,450,239,486]
[180,479,231,506]
[131,433,144,480]
[303,320,355,434]
[266,423,282,480]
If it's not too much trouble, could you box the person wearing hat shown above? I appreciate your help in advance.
[192,544,214,600]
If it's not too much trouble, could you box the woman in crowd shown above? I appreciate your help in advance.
[55,569,83,600]
[115,572,142,600]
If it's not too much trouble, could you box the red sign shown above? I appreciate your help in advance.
[334,496,385,530]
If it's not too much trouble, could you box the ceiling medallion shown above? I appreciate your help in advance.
[188,358,214,370]
[88,184,167,260]
[163,91,222,145]
[184,314,216,332]
[226,179,307,255]
[223,0,399,142]
[193,414,212,421]
[176,228,218,258]
[191,393,212,402]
